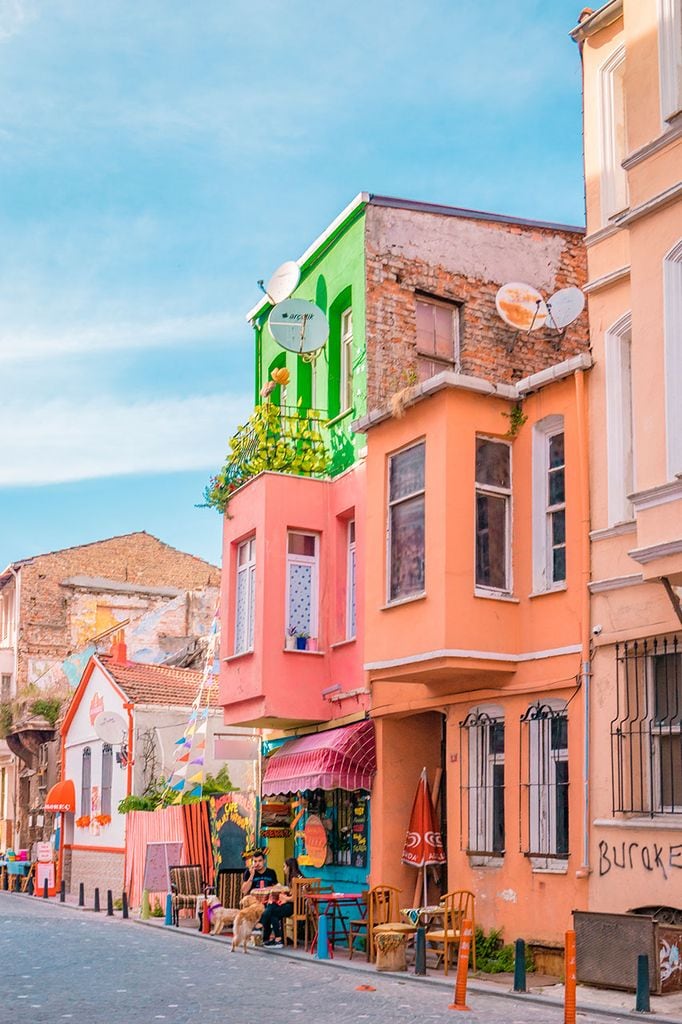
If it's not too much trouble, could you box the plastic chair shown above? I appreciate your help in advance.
[425,890,476,975]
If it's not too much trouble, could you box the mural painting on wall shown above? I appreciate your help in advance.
[89,692,104,726]
[210,793,257,872]
[660,929,682,994]
[302,814,328,869]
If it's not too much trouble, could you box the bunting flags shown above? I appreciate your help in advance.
[163,601,221,804]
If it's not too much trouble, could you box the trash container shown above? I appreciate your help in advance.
[375,930,407,972]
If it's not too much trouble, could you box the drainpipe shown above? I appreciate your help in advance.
[574,369,592,876]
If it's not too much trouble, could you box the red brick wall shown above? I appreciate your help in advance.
[364,204,588,413]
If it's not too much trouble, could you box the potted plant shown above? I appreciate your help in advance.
[307,636,318,652]
[295,631,309,651]
[285,627,297,651]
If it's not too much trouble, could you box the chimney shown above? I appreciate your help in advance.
[110,630,128,665]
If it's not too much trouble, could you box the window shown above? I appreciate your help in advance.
[475,437,511,592]
[0,674,11,703]
[101,744,113,817]
[521,702,569,859]
[346,520,356,640]
[600,46,628,222]
[303,789,369,868]
[416,297,459,380]
[387,442,425,602]
[460,708,505,857]
[612,637,682,815]
[664,241,682,479]
[606,314,634,524]
[0,587,15,648]
[81,747,92,817]
[234,537,256,655]
[340,308,353,413]
[532,416,566,591]
[286,531,319,640]
[658,0,682,122]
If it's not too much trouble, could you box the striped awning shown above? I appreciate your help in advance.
[262,720,376,795]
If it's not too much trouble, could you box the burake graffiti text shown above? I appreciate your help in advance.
[598,839,682,880]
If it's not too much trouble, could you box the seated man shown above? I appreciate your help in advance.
[241,847,278,896]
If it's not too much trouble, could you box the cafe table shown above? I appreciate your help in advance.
[400,904,445,929]
[305,891,367,956]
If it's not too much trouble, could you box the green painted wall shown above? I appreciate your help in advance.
[252,204,367,476]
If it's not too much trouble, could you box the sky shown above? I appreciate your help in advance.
[0,0,586,570]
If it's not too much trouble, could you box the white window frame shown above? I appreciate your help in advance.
[649,650,682,814]
[286,531,319,640]
[340,308,353,414]
[474,436,512,596]
[599,45,629,223]
[234,536,256,655]
[415,296,460,379]
[658,0,682,123]
[467,707,505,859]
[346,520,356,640]
[605,313,634,525]
[532,416,565,593]
[386,441,426,604]
[664,240,682,479]
[527,700,569,864]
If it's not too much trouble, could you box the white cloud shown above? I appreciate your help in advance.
[0,391,252,485]
[0,0,34,40]
[0,310,243,363]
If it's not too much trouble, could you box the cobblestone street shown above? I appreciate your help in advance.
[0,893,642,1024]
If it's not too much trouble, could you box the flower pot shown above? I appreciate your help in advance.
[307,637,318,652]
[285,635,296,650]
[295,637,308,651]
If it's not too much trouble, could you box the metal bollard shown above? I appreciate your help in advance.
[414,926,426,975]
[121,891,129,919]
[78,882,84,907]
[60,880,66,903]
[42,878,49,899]
[513,938,527,992]
[635,954,650,1013]
[107,889,114,916]
[164,893,173,926]
[316,913,330,959]
[93,887,100,913]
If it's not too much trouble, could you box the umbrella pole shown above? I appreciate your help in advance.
[423,864,428,908]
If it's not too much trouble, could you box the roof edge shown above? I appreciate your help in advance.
[570,1,623,43]
[367,194,585,234]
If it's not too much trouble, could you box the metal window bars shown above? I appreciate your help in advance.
[611,636,682,816]
[519,702,569,857]
[459,710,505,856]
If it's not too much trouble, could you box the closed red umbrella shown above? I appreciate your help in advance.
[402,767,445,907]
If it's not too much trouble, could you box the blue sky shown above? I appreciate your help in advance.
[0,0,586,570]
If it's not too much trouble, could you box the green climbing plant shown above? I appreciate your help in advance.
[502,402,528,439]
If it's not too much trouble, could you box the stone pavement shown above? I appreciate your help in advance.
[2,892,681,1024]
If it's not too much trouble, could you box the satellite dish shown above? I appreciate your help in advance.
[545,286,585,331]
[94,710,127,745]
[266,261,300,304]
[268,299,329,354]
[495,282,548,332]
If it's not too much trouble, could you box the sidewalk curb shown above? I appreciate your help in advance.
[5,893,678,1024]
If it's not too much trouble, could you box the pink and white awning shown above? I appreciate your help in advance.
[262,719,376,795]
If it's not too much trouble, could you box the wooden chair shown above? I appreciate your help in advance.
[215,868,243,909]
[169,864,205,927]
[349,884,404,962]
[425,890,476,975]
[285,876,321,948]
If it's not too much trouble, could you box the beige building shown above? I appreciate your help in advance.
[572,1,682,919]
[0,531,220,851]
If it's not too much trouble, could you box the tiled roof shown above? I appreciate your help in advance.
[100,655,220,708]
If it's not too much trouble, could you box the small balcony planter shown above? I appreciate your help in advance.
[295,635,308,651]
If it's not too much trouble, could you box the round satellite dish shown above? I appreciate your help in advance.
[266,261,300,305]
[93,710,127,745]
[546,286,585,330]
[268,298,329,354]
[495,282,548,332]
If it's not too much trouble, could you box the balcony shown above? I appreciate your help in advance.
[204,403,331,512]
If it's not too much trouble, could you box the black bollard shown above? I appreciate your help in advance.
[107,889,114,916]
[93,887,100,912]
[513,939,527,992]
[78,882,84,907]
[635,954,650,1013]
[121,891,129,919]
[60,880,66,903]
[42,878,49,899]
[414,926,426,975]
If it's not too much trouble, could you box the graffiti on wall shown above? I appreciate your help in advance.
[598,839,682,881]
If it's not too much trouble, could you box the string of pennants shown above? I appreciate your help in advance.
[164,604,221,803]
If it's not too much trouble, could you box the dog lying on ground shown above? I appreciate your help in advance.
[231,893,264,952]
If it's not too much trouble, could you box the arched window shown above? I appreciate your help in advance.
[81,747,92,817]
[664,240,682,478]
[459,705,505,858]
[101,744,113,817]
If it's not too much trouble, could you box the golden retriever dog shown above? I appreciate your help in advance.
[210,905,237,936]
[231,893,264,953]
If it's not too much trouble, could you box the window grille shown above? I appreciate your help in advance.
[81,747,92,817]
[611,636,682,815]
[459,709,505,856]
[519,702,569,857]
